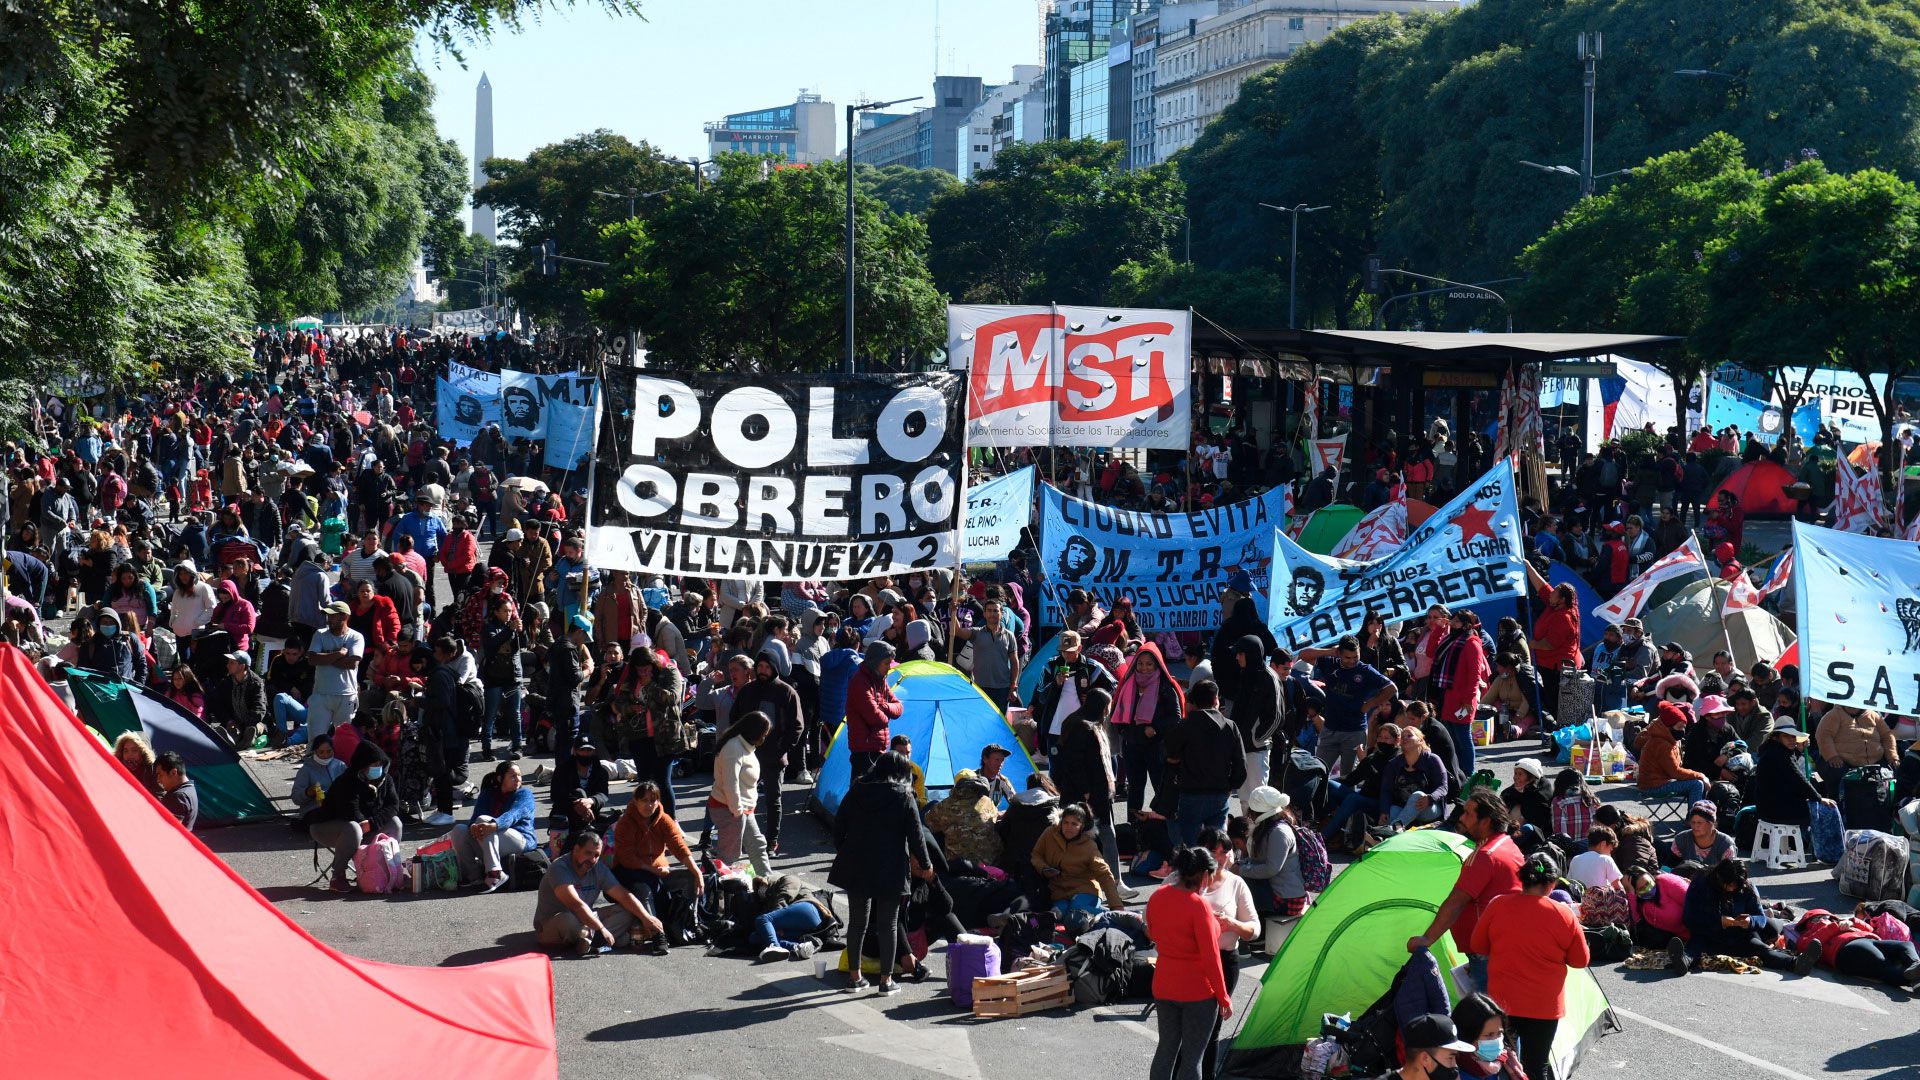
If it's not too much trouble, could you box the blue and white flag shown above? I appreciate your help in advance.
[1037,483,1291,633]
[1268,461,1528,651]
[501,369,599,440]
[1706,380,1819,445]
[1793,520,1920,712]
[543,398,598,471]
[962,465,1035,563]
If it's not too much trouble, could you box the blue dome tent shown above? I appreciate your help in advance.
[811,660,1038,818]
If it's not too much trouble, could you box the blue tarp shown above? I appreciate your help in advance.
[1461,559,1607,652]
[812,661,1038,818]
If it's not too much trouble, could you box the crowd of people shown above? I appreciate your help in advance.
[23,326,1920,1080]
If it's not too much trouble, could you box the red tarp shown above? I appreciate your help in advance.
[0,645,557,1078]
[1710,459,1800,517]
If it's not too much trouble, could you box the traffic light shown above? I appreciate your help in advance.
[484,256,497,282]
[540,239,556,276]
[1363,254,1384,295]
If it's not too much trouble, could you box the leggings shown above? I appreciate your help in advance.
[1151,998,1219,1080]
[1834,938,1920,985]
[843,889,902,984]
[1508,1015,1559,1080]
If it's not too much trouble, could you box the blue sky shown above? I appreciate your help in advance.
[419,0,1041,175]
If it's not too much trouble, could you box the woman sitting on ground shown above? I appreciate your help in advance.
[610,780,702,920]
[1031,802,1125,916]
[1451,992,1524,1080]
[448,760,538,892]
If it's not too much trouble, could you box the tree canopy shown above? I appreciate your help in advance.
[590,158,943,370]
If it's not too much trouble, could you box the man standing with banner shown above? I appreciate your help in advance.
[1592,536,1708,625]
[1269,462,1529,652]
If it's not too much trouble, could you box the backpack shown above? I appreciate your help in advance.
[456,678,486,740]
[1295,824,1332,893]
[1810,800,1847,864]
[994,910,1055,973]
[354,833,406,893]
[1061,927,1136,1007]
[1842,766,1897,833]
[657,889,705,947]
[508,848,550,892]
[1836,829,1910,901]
[1337,963,1414,1078]
[1463,768,1501,798]
[1584,923,1632,964]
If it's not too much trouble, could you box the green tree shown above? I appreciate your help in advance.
[1515,133,1765,424]
[432,234,500,311]
[1107,255,1286,328]
[860,165,960,218]
[478,131,698,327]
[924,140,1184,305]
[1697,161,1920,484]
[590,158,942,370]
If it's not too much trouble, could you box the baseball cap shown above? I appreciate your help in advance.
[323,600,350,616]
[1402,1014,1474,1054]
[504,527,524,542]
[224,651,252,668]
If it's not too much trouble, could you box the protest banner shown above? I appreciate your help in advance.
[1268,462,1526,651]
[587,370,964,580]
[962,465,1035,563]
[1593,536,1707,625]
[1793,520,1920,713]
[502,369,599,440]
[945,305,1191,449]
[543,399,597,471]
[435,362,501,446]
[1777,367,1887,444]
[1828,452,1884,533]
[1330,481,1405,560]
[1309,435,1346,477]
[432,306,497,332]
[1706,380,1819,445]
[1037,484,1291,633]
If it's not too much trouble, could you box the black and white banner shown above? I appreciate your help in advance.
[588,371,965,580]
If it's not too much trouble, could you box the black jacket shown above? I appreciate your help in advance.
[1033,656,1115,734]
[1753,740,1821,826]
[1162,707,1248,795]
[1229,637,1285,752]
[1052,710,1111,806]
[734,675,804,772]
[207,670,267,730]
[550,754,613,830]
[310,743,399,825]
[828,778,931,897]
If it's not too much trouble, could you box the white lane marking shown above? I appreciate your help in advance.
[1614,1007,1823,1080]
[1691,969,1888,1015]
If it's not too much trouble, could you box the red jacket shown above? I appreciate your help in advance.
[1531,583,1582,671]
[442,530,478,577]
[844,664,902,753]
[1794,910,1874,968]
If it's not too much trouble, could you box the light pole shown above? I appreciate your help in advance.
[1374,267,1514,332]
[1577,31,1602,197]
[1258,202,1330,329]
[593,187,673,219]
[1518,160,1634,186]
[844,95,923,374]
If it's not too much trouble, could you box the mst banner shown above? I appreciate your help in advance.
[1037,484,1291,633]
[1268,462,1527,651]
[502,369,599,440]
[947,305,1191,449]
[1793,520,1920,713]
[588,370,964,580]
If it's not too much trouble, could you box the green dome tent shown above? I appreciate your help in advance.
[1297,504,1364,554]
[1639,579,1796,672]
[1223,830,1617,1078]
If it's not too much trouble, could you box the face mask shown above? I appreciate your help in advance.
[1427,1061,1458,1080]
[1475,1039,1504,1063]
[97,622,118,637]
[365,765,385,780]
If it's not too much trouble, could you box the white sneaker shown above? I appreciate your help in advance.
[758,943,790,961]
[423,811,457,826]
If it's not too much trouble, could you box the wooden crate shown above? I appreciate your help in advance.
[971,964,1071,1017]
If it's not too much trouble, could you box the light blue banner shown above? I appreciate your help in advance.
[435,373,501,447]
[1268,461,1528,651]
[1038,483,1290,633]
[962,465,1034,563]
[502,369,599,440]
[543,398,597,470]
[1793,519,1920,711]
[1706,380,1819,444]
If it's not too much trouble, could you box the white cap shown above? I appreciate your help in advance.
[504,528,524,542]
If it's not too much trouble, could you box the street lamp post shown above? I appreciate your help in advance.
[1518,160,1635,186]
[1374,267,1514,332]
[1258,202,1330,329]
[844,95,923,374]
[593,187,673,218]
[1577,31,1602,198]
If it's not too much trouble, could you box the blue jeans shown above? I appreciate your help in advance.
[1174,791,1231,848]
[1641,778,1707,805]
[1053,892,1102,918]
[751,902,825,951]
[1446,721,1476,776]
[484,685,523,753]
[273,693,308,743]
[1390,798,1443,829]
[1322,779,1374,840]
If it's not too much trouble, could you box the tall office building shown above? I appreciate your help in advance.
[704,92,838,163]
[1044,0,1130,140]
[472,73,496,241]
[957,65,1044,180]
[849,75,987,175]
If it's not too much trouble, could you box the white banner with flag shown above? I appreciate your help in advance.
[1794,520,1920,711]
[1309,435,1346,477]
[1726,549,1794,614]
[1268,462,1527,651]
[1331,482,1406,561]
[1593,535,1707,625]
[1828,453,1884,534]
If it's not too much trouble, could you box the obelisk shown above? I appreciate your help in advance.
[472,72,496,241]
